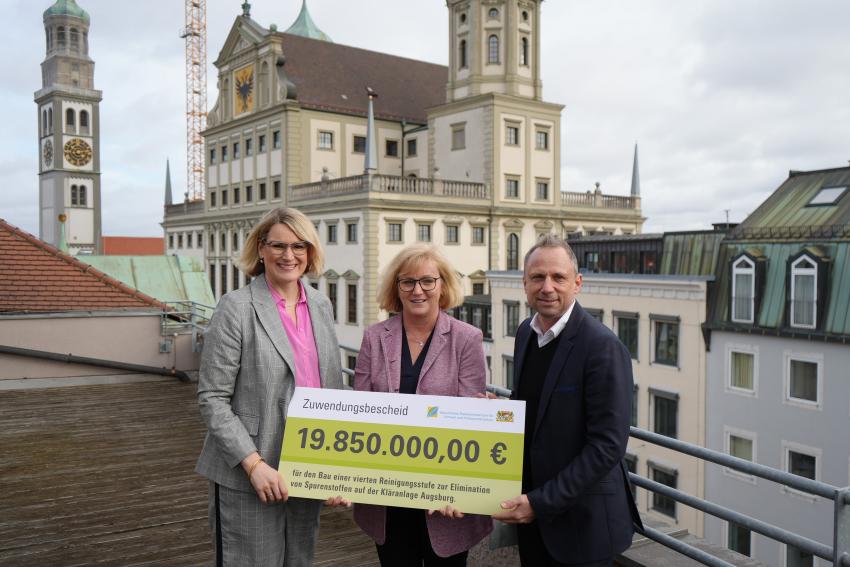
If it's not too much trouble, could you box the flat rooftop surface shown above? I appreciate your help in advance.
[0,379,522,566]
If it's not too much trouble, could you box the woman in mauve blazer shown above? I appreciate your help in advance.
[354,244,492,566]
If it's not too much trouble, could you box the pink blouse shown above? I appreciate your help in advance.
[268,281,321,389]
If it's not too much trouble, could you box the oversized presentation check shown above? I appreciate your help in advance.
[279,387,525,515]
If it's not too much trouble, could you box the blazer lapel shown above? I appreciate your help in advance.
[304,284,331,388]
[533,303,584,439]
[417,311,450,389]
[379,316,402,393]
[251,274,297,375]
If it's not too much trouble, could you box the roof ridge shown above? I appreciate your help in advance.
[0,218,168,311]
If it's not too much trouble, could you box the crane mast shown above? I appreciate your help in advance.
[180,0,207,201]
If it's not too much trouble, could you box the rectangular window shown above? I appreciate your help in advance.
[186,233,193,248]
[245,138,253,157]
[385,139,399,157]
[258,134,267,153]
[653,319,679,366]
[631,386,638,427]
[788,358,818,403]
[209,264,215,289]
[233,142,240,159]
[220,263,227,295]
[168,234,174,249]
[727,522,751,557]
[584,252,600,272]
[352,135,366,154]
[787,450,816,480]
[651,390,678,438]
[407,138,418,157]
[535,181,549,201]
[506,124,519,146]
[221,189,228,206]
[728,433,754,462]
[730,351,755,390]
[318,130,334,150]
[445,225,459,244]
[472,282,485,295]
[246,185,253,202]
[472,226,485,245]
[221,145,228,161]
[233,267,240,291]
[535,129,549,150]
[506,177,520,198]
[650,466,677,518]
[327,224,338,244]
[197,233,203,248]
[387,222,403,243]
[791,258,817,328]
[347,284,357,324]
[210,148,216,165]
[177,234,183,249]
[327,282,338,321]
[346,223,357,243]
[640,251,658,274]
[273,180,281,199]
[259,182,266,200]
[732,265,754,323]
[417,224,432,242]
[273,130,281,149]
[451,124,465,150]
[503,357,515,390]
[504,301,519,337]
[616,315,639,359]
[233,186,240,204]
[786,545,814,567]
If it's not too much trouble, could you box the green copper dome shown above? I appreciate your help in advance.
[44,0,90,23]
[284,0,332,42]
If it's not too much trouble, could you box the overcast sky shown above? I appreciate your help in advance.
[2,0,848,237]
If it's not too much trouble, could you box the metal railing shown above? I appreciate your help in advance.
[160,301,216,353]
[485,384,850,567]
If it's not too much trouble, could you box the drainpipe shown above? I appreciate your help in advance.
[0,345,191,383]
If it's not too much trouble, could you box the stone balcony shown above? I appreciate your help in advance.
[289,174,489,204]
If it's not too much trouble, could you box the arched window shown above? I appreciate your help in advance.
[42,110,48,135]
[57,27,66,49]
[83,32,89,54]
[520,37,529,66]
[79,110,89,134]
[731,256,755,323]
[78,185,87,206]
[790,256,817,328]
[507,233,519,270]
[70,28,80,52]
[65,108,75,132]
[459,39,467,68]
[488,35,500,64]
[46,28,51,51]
[71,185,78,206]
[522,10,529,22]
[259,61,270,107]
[48,108,53,132]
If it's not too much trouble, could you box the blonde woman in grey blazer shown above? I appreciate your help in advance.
[196,207,343,566]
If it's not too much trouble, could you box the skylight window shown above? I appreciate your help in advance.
[807,186,847,206]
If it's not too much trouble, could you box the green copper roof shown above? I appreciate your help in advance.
[44,0,90,23]
[284,0,332,42]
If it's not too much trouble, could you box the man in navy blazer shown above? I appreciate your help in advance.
[494,235,642,566]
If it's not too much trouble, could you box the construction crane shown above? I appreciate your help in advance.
[180,0,207,202]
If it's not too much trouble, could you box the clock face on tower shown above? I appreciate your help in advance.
[64,138,92,167]
[42,139,54,169]
[234,64,255,116]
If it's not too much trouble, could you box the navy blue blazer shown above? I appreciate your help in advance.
[513,302,642,564]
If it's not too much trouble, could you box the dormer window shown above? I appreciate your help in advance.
[731,256,755,323]
[790,256,817,329]
[807,186,847,206]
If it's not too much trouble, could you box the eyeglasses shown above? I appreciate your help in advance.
[397,277,441,292]
[262,239,309,256]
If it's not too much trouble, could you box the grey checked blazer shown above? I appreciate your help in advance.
[195,274,344,493]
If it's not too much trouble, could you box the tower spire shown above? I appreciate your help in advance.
[630,143,641,197]
[284,0,333,42]
[164,159,173,206]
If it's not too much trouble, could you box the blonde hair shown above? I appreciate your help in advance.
[377,244,464,312]
[239,207,324,277]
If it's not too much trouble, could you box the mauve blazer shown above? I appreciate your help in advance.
[352,311,493,558]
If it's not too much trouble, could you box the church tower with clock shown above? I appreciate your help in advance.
[35,0,102,254]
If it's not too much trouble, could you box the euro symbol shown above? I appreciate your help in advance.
[490,442,507,465]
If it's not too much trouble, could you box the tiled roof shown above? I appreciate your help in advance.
[101,236,164,256]
[279,33,447,124]
[0,219,167,314]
